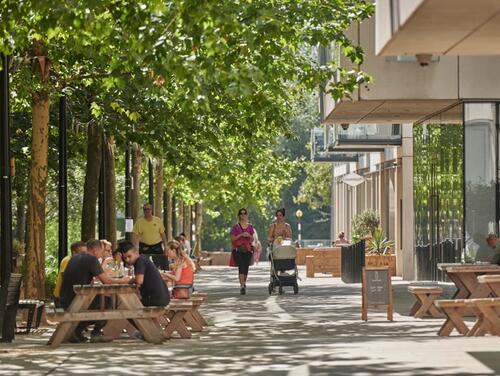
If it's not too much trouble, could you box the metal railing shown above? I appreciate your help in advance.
[415,239,462,281]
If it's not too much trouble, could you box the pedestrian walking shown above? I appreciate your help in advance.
[252,229,263,265]
[229,208,255,295]
[132,202,168,269]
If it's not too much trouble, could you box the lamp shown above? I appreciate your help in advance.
[295,210,303,246]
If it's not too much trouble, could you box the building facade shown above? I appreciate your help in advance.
[320,3,500,280]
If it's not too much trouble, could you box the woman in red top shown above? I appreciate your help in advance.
[230,208,255,295]
[162,240,195,299]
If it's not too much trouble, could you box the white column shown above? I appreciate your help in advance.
[402,123,415,280]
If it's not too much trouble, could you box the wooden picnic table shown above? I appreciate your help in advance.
[438,264,500,299]
[47,284,165,347]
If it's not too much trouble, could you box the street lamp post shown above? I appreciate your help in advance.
[295,209,303,247]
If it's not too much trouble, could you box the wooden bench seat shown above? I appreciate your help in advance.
[408,286,443,318]
[468,298,500,336]
[435,299,476,336]
[161,301,193,339]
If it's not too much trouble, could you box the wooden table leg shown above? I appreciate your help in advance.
[118,293,164,344]
[164,311,191,339]
[183,311,203,332]
[47,293,96,347]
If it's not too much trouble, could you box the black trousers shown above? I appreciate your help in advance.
[234,250,252,276]
[139,242,168,270]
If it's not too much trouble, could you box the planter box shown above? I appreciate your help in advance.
[341,241,365,283]
[296,247,317,265]
[205,251,231,266]
[305,247,342,277]
[365,254,396,277]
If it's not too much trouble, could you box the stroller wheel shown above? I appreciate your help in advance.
[268,283,274,295]
[279,285,283,295]
[293,283,299,295]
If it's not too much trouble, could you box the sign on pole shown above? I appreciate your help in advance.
[342,172,365,187]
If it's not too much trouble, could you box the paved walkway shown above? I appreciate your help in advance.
[1,263,500,375]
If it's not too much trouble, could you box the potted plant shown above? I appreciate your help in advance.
[365,227,396,276]
[351,210,380,243]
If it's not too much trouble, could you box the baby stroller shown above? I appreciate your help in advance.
[268,239,299,295]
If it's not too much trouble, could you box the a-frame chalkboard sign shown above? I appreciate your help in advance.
[362,266,393,321]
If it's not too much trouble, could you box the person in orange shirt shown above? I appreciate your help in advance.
[161,240,195,299]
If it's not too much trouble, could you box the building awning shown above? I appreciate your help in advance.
[323,99,460,124]
[377,0,500,56]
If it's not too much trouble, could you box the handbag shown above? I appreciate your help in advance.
[172,287,190,299]
[229,250,238,267]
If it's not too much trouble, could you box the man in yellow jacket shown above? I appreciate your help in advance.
[53,241,87,307]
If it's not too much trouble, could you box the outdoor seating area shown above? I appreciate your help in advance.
[45,284,209,347]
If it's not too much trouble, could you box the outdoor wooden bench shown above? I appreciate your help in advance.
[170,293,209,332]
[192,292,208,326]
[17,299,45,334]
[435,299,476,336]
[468,298,500,336]
[161,300,193,339]
[46,284,165,347]
[0,273,22,342]
[408,286,443,318]
[305,248,341,278]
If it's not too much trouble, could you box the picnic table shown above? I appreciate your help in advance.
[438,263,500,299]
[435,264,500,336]
[47,284,165,347]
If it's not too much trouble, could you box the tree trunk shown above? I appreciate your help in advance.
[183,203,191,242]
[104,135,117,247]
[154,159,163,217]
[194,202,203,257]
[25,91,50,299]
[15,200,26,245]
[81,122,102,241]
[165,186,173,241]
[131,143,142,220]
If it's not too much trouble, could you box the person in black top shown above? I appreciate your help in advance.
[60,239,130,343]
[119,240,170,307]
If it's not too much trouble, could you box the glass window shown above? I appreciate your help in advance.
[413,105,464,247]
[464,103,497,262]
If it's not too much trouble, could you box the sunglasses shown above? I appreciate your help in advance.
[238,212,247,215]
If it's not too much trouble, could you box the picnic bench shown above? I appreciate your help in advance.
[408,286,443,318]
[305,247,341,278]
[438,264,500,299]
[46,284,165,347]
[433,266,500,337]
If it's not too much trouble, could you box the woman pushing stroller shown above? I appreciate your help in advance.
[267,208,293,247]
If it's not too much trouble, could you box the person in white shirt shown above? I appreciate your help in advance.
[179,232,192,257]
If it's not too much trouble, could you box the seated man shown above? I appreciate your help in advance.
[60,239,130,343]
[53,241,87,308]
[486,233,500,264]
[120,240,170,307]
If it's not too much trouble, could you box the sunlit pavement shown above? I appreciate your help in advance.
[1,263,500,375]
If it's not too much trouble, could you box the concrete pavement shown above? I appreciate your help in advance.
[1,263,500,375]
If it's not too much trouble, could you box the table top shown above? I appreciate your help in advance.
[438,263,500,273]
[73,283,137,295]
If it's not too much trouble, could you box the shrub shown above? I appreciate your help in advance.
[351,210,380,243]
